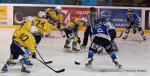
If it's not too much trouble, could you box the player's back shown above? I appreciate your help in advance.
[33,17,51,35]
[66,22,79,32]
[91,21,111,40]
[47,9,64,22]
[13,28,36,53]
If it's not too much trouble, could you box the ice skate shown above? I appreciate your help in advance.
[72,48,80,52]
[21,65,30,73]
[85,59,93,67]
[1,64,8,72]
[64,45,70,50]
[143,36,146,41]
[114,61,122,69]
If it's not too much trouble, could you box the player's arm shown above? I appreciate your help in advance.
[125,15,133,25]
[133,13,142,26]
[43,21,51,35]
[48,11,59,21]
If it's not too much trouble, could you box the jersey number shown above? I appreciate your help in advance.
[19,33,29,42]
[36,20,45,28]
[97,28,104,33]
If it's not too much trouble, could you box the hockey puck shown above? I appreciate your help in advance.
[74,61,80,65]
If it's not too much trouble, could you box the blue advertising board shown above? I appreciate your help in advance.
[99,8,142,28]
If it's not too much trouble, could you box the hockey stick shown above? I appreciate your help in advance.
[116,31,123,38]
[36,58,65,73]
[36,49,52,64]
[74,58,88,65]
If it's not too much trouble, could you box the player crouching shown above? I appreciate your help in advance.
[85,16,122,69]
[63,18,86,52]
[1,26,37,73]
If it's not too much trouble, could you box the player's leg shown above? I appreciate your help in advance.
[64,38,71,50]
[19,46,33,73]
[137,25,146,40]
[72,37,80,51]
[123,25,131,40]
[111,41,119,52]
[19,48,33,67]
[132,25,137,34]
[21,57,31,73]
[33,34,43,45]
[103,39,122,68]
[108,29,118,51]
[2,42,20,72]
[85,36,100,66]
[64,29,75,50]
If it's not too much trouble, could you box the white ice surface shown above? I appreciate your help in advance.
[0,29,150,76]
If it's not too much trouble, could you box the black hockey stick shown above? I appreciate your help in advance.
[36,58,65,73]
[36,49,52,64]
[74,58,88,65]
[116,31,123,38]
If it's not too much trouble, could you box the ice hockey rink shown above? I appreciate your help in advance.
[0,29,150,76]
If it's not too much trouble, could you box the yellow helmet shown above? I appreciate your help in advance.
[73,18,80,23]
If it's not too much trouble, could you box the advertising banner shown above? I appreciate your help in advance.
[63,7,90,21]
[13,6,70,26]
[0,6,8,25]
[145,10,150,29]
[13,6,54,25]
[99,8,142,28]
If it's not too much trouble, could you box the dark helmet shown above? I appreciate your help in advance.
[90,7,96,12]
[90,7,96,15]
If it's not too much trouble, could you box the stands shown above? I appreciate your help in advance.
[0,0,149,7]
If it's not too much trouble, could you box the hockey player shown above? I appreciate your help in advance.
[45,6,65,37]
[85,16,122,69]
[23,11,51,45]
[122,8,146,40]
[1,26,37,73]
[64,18,86,51]
[81,7,118,52]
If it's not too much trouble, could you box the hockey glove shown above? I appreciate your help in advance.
[32,53,36,59]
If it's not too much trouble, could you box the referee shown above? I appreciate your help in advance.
[80,7,99,50]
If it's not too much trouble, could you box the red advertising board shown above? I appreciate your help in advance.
[62,7,90,21]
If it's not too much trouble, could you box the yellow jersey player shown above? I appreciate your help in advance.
[1,26,37,73]
[22,11,51,45]
[64,18,87,51]
[45,6,65,37]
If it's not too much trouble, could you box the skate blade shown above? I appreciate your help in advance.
[117,65,122,69]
